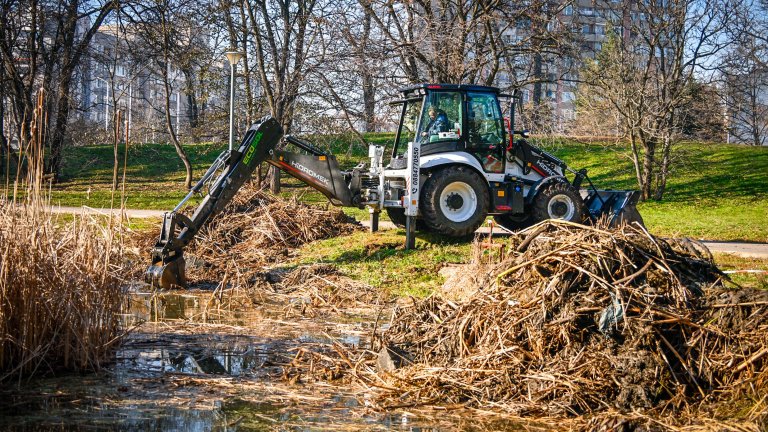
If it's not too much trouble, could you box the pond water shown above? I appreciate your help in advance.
[0,289,528,431]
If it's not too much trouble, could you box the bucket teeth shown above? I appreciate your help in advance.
[145,257,187,289]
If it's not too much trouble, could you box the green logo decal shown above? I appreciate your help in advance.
[242,131,264,165]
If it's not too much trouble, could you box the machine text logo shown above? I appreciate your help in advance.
[242,131,264,165]
[410,147,420,194]
[291,161,329,184]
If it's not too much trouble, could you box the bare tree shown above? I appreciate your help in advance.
[580,0,733,200]
[0,0,116,181]
[125,0,197,189]
[720,1,768,145]
[237,0,331,193]
[361,0,511,84]
[723,61,768,145]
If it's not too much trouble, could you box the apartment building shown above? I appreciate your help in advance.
[76,26,192,142]
[499,0,642,133]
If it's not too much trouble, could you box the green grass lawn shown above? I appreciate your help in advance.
[29,135,768,242]
[545,141,768,242]
[292,229,472,297]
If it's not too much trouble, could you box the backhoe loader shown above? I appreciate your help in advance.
[147,84,641,289]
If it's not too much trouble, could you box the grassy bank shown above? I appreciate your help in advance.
[41,135,768,242]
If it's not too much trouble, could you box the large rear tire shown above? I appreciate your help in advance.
[532,182,586,224]
[420,166,489,237]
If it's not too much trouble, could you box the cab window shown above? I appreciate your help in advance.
[466,92,504,149]
[416,91,463,144]
[394,100,423,155]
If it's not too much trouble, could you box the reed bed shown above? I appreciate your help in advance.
[1,89,126,382]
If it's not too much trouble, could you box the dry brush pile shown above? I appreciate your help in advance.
[128,184,365,303]
[0,202,126,381]
[372,221,767,425]
[185,185,361,284]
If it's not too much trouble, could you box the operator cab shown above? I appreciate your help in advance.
[390,84,508,173]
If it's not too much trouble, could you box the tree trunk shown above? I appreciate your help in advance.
[640,137,655,201]
[47,73,74,181]
[533,53,543,106]
[360,7,375,132]
[362,72,375,132]
[112,110,122,191]
[654,134,671,200]
[0,72,6,177]
[162,62,192,189]
[269,165,280,193]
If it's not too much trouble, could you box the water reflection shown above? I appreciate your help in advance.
[115,335,274,378]
[0,290,529,431]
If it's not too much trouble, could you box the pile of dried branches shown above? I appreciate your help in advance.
[272,264,386,315]
[129,184,362,285]
[376,220,767,422]
[0,205,125,381]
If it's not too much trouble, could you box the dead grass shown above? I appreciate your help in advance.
[285,220,768,430]
[1,89,126,382]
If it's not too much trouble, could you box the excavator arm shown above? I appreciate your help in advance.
[145,115,366,289]
[146,116,284,288]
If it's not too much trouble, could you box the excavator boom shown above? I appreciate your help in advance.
[146,116,284,288]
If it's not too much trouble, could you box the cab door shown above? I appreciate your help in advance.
[465,92,505,173]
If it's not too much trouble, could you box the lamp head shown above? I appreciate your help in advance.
[225,51,244,66]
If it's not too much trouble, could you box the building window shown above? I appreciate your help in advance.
[116,65,126,77]
[580,7,594,16]
[595,24,605,35]
[582,24,592,34]
[564,5,573,15]
[594,42,603,51]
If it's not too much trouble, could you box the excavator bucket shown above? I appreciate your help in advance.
[146,256,186,289]
[584,190,644,227]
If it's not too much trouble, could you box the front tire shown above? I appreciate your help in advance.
[420,166,489,237]
[532,182,585,224]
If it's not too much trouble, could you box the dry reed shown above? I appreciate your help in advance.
[0,89,126,382]
[374,220,767,424]
[283,220,767,429]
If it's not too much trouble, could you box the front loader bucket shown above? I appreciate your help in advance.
[584,190,644,227]
[145,256,187,289]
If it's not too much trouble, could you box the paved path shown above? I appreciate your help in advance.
[48,205,165,219]
[697,241,768,259]
[48,206,768,259]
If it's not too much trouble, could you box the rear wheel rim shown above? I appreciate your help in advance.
[440,182,477,223]
[547,194,575,220]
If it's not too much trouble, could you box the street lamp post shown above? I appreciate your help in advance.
[225,50,244,152]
